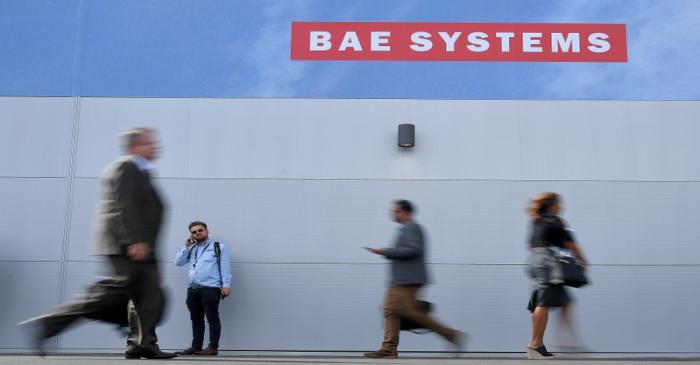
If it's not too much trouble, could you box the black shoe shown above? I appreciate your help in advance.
[527,345,555,360]
[127,347,177,359]
[18,317,49,357]
[142,349,177,359]
[124,351,141,359]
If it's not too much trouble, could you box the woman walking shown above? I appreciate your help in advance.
[526,192,587,359]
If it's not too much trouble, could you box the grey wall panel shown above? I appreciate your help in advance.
[0,97,74,177]
[630,106,700,181]
[68,178,700,266]
[73,98,700,181]
[53,262,700,352]
[0,178,68,261]
[11,96,698,353]
[161,263,389,351]
[0,262,61,349]
[66,178,100,261]
[74,98,191,178]
[574,266,700,352]
[515,101,636,181]
[410,265,700,352]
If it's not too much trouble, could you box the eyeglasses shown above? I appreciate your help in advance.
[190,229,205,234]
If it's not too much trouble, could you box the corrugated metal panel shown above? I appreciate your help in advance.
[0,97,75,177]
[0,262,62,348]
[1,97,699,353]
[0,178,68,261]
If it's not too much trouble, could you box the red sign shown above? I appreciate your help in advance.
[291,22,627,62]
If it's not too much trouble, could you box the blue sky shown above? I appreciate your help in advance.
[1,0,699,99]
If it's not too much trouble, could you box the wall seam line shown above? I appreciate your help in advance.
[54,96,81,349]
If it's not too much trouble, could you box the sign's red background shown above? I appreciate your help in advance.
[291,22,627,62]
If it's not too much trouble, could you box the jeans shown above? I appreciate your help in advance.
[186,287,221,349]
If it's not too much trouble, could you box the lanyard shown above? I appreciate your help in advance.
[192,242,211,268]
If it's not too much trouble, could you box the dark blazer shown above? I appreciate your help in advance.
[93,156,164,260]
[382,221,428,285]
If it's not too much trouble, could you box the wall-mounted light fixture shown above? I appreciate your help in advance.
[398,123,415,147]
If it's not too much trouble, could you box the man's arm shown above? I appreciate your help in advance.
[175,241,193,266]
[382,225,423,259]
[220,244,233,297]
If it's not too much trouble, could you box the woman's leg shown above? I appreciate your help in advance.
[557,302,583,349]
[529,306,549,348]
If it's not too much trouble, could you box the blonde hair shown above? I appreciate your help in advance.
[527,192,560,220]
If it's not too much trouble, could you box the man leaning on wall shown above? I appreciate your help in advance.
[175,221,232,356]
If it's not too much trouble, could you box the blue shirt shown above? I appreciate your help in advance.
[175,239,232,289]
[129,155,154,173]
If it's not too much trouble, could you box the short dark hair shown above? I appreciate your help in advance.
[188,221,208,231]
[394,199,414,214]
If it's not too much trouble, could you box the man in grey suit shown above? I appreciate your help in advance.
[21,128,176,359]
[364,200,463,358]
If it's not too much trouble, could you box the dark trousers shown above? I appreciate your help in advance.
[39,256,165,351]
[186,287,221,349]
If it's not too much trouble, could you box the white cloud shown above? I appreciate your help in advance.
[312,1,422,96]
[228,0,319,97]
[543,1,700,99]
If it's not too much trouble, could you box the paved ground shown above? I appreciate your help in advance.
[1,354,699,365]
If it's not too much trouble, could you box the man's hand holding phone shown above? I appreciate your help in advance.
[364,247,383,255]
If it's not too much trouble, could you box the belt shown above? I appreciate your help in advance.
[189,284,216,289]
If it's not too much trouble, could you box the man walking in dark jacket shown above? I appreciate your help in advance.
[364,200,462,358]
[21,128,176,359]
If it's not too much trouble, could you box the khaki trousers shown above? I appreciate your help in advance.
[381,284,456,351]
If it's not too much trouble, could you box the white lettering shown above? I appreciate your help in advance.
[309,31,331,51]
[523,32,543,52]
[339,31,362,51]
[409,32,433,52]
[588,33,611,53]
[495,32,515,52]
[551,33,580,53]
[438,31,462,52]
[410,31,433,52]
[466,32,489,52]
[371,31,391,51]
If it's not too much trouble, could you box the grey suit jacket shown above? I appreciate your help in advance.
[93,156,164,260]
[382,221,429,285]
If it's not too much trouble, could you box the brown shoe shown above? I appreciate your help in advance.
[363,349,398,358]
[194,347,218,356]
[175,347,201,355]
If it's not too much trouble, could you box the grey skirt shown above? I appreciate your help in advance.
[527,247,570,312]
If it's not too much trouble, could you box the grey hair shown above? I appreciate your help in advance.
[119,128,154,153]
